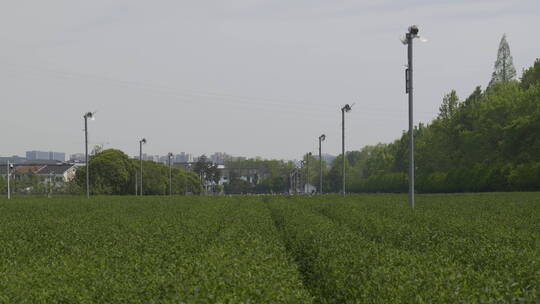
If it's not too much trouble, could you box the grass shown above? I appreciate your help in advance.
[0,193,539,303]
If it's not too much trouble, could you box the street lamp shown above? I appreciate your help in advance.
[168,152,173,196]
[401,25,426,209]
[139,138,147,196]
[341,104,353,195]
[83,111,94,198]
[318,134,326,194]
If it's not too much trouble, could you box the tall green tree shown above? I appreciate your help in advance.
[521,58,540,90]
[75,149,136,195]
[437,90,460,121]
[193,155,221,193]
[75,149,201,195]
[346,57,540,193]
[489,34,516,87]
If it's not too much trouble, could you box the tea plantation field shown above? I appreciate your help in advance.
[0,193,539,303]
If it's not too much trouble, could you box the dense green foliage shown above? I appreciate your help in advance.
[325,57,540,193]
[0,196,312,303]
[522,59,540,90]
[74,149,202,195]
[222,154,330,194]
[192,155,222,194]
[268,193,540,302]
[223,158,297,194]
[220,56,540,194]
[1,193,539,302]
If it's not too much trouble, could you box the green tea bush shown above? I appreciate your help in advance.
[303,194,540,302]
[0,196,312,303]
[268,197,504,303]
[0,193,539,303]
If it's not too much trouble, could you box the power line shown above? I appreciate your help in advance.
[1,60,437,118]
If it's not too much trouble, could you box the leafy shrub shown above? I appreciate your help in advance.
[508,162,540,190]
[1,194,539,302]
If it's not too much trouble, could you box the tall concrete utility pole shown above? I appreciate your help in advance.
[318,134,326,194]
[139,138,147,196]
[305,154,311,194]
[401,25,426,209]
[83,112,94,198]
[168,152,173,196]
[341,104,352,195]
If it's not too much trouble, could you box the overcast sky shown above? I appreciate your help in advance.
[1,0,539,160]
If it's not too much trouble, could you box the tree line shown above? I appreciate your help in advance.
[325,38,540,193]
[74,149,202,195]
[0,149,203,196]
[225,35,540,194]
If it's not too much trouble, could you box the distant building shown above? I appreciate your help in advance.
[22,159,63,165]
[0,155,26,164]
[37,164,78,182]
[26,151,65,162]
[0,163,77,182]
[175,152,192,163]
[137,153,149,161]
[133,154,160,162]
[49,152,65,162]
[210,152,233,165]
[69,153,85,163]
[26,151,49,160]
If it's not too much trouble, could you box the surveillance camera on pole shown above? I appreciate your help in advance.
[83,111,95,198]
[318,134,326,194]
[401,25,427,209]
[139,138,147,196]
[341,104,353,196]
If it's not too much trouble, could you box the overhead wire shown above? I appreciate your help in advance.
[1,60,438,158]
[1,60,438,119]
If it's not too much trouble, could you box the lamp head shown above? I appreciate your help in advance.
[319,134,326,141]
[342,104,352,112]
[408,25,419,36]
[402,26,427,44]
[400,35,408,45]
[140,138,147,144]
[84,112,93,119]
